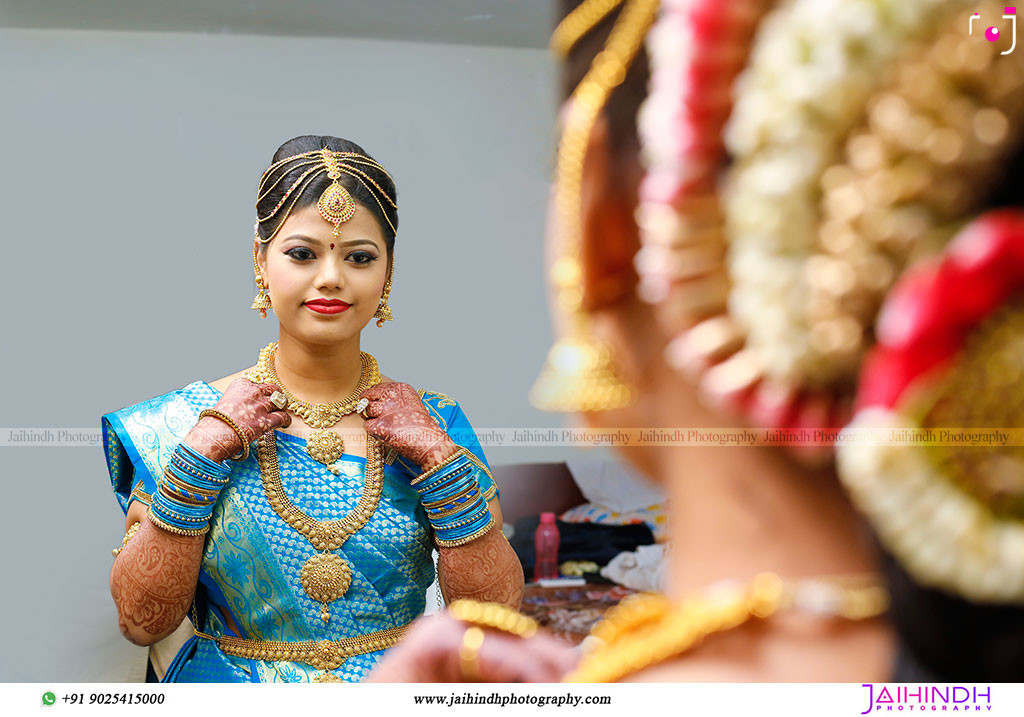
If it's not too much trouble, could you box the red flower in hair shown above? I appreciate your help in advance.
[857,210,1024,412]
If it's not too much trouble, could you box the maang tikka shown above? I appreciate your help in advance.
[318,149,357,236]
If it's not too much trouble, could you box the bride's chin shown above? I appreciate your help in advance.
[290,322,365,346]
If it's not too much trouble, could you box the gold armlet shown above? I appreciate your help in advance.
[112,521,141,557]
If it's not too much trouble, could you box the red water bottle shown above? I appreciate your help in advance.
[533,512,561,581]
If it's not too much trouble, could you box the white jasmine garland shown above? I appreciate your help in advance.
[722,0,969,387]
[837,408,1024,604]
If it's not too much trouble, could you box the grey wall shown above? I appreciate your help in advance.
[0,0,553,48]
[0,26,589,681]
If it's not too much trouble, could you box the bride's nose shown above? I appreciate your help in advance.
[314,254,345,290]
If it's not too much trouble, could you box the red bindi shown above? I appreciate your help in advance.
[330,243,335,250]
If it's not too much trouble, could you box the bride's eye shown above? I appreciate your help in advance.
[349,252,377,265]
[286,247,316,262]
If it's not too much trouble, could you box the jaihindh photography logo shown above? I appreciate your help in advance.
[860,684,993,713]
[970,7,1017,54]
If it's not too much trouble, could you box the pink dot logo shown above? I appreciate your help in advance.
[987,26,1001,41]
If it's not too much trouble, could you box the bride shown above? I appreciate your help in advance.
[103,134,523,682]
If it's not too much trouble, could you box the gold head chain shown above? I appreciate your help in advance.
[256,148,397,242]
[530,0,660,412]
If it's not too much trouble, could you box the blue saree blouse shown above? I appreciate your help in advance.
[102,381,497,683]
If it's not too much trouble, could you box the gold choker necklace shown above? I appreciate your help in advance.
[245,342,382,468]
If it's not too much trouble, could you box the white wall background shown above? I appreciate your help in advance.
[0,24,600,681]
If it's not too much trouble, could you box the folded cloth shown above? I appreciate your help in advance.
[560,501,669,542]
[600,544,667,592]
[510,515,655,579]
[565,459,665,513]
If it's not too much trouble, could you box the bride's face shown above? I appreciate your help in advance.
[257,202,389,345]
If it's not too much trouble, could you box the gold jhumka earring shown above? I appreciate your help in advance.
[373,262,394,327]
[529,0,658,412]
[250,228,273,318]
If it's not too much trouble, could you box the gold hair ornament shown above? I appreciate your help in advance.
[256,148,397,245]
[530,0,659,412]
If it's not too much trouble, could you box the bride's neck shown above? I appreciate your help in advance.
[272,330,363,403]
[660,444,878,599]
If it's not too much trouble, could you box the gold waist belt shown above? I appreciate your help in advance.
[196,622,412,671]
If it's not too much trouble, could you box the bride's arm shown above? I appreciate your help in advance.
[436,498,524,609]
[359,382,525,609]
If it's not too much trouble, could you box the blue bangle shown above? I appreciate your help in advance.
[434,508,493,547]
[167,460,229,492]
[177,442,231,478]
[412,451,472,489]
[417,463,475,502]
[415,464,473,497]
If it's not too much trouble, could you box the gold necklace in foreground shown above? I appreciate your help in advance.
[255,430,384,623]
[564,572,889,683]
[245,341,381,469]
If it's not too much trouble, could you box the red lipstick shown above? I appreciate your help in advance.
[305,299,351,315]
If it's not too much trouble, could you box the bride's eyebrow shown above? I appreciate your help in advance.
[282,234,378,249]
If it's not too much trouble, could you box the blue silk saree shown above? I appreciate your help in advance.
[102,381,497,682]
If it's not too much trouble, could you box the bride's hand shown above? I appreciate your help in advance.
[187,379,292,462]
[360,382,457,470]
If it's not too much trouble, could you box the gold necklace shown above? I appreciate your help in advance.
[255,431,384,624]
[564,572,889,683]
[245,342,382,468]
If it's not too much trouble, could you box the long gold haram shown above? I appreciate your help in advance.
[246,342,382,468]
[256,430,384,624]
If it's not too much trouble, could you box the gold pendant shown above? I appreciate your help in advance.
[313,671,344,683]
[307,429,345,466]
[318,180,357,234]
[300,552,353,623]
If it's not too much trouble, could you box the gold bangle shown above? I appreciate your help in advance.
[430,510,488,532]
[146,507,210,537]
[448,599,538,639]
[112,521,142,557]
[434,514,495,548]
[422,482,480,510]
[426,495,483,522]
[198,409,251,462]
[410,447,470,487]
[161,470,221,499]
[458,626,484,681]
